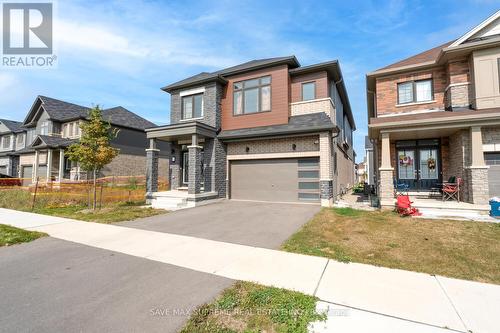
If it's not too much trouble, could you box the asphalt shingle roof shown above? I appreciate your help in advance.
[0,119,24,133]
[218,113,337,140]
[162,56,299,92]
[36,96,155,131]
[31,135,77,148]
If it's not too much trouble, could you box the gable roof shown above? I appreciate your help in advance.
[23,96,156,131]
[162,56,300,92]
[451,10,500,47]
[0,119,24,133]
[31,135,77,148]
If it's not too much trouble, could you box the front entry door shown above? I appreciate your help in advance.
[397,140,440,191]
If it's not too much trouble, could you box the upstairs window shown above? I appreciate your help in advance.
[16,134,25,148]
[301,82,316,101]
[2,136,11,149]
[40,121,49,135]
[397,79,433,104]
[182,93,203,120]
[233,76,271,115]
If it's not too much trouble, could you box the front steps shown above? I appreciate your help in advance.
[149,190,220,211]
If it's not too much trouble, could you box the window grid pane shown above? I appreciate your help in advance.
[398,82,413,104]
[244,88,259,114]
[416,80,432,102]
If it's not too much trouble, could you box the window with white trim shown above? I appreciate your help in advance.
[40,121,49,135]
[2,135,11,149]
[182,93,203,120]
[16,133,25,149]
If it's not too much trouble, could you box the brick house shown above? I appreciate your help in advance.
[145,56,356,209]
[13,95,168,184]
[367,10,500,207]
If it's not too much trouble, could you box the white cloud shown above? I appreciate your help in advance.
[0,73,17,91]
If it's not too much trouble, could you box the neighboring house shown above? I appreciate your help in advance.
[145,56,356,208]
[15,95,168,184]
[367,10,500,206]
[364,136,375,185]
[356,161,366,184]
[0,119,25,176]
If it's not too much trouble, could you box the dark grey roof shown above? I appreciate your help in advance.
[365,136,373,149]
[25,96,155,131]
[162,56,300,92]
[102,106,156,130]
[31,135,77,148]
[0,119,24,133]
[38,95,89,121]
[218,113,337,140]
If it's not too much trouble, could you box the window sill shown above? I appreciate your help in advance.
[396,100,436,107]
[179,117,204,122]
[233,110,272,117]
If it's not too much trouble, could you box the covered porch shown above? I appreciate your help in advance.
[376,124,491,207]
[28,135,84,184]
[145,121,221,209]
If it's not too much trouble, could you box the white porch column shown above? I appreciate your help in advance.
[379,132,395,207]
[58,149,64,182]
[46,149,53,182]
[33,150,39,183]
[467,126,489,204]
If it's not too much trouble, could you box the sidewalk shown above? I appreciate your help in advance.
[1,208,499,333]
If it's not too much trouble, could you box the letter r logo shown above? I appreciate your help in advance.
[2,3,53,54]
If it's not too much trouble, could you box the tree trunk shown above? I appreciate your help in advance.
[93,168,97,210]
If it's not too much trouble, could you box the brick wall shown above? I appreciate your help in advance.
[290,71,328,102]
[290,98,334,118]
[376,67,447,116]
[100,153,168,178]
[227,135,319,155]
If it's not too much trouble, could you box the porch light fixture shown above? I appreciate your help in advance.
[246,147,250,153]
[171,156,176,163]
[292,144,297,151]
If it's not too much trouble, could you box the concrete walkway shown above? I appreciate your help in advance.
[1,208,499,333]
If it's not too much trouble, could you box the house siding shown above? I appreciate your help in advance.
[221,64,290,130]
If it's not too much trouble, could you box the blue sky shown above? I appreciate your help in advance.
[1,0,499,161]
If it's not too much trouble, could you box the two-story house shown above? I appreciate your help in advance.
[145,56,356,209]
[15,95,168,184]
[0,119,25,176]
[367,10,500,207]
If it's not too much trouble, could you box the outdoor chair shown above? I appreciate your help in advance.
[442,177,462,202]
[393,179,409,196]
[396,195,421,216]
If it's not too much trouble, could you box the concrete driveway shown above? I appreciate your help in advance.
[0,201,318,332]
[123,200,320,249]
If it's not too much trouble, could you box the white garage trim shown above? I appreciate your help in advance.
[227,151,320,160]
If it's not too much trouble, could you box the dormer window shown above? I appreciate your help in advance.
[16,134,25,148]
[233,76,271,115]
[182,93,203,120]
[2,136,11,149]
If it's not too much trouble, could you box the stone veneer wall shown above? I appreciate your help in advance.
[100,153,168,179]
[290,98,335,119]
[227,135,319,155]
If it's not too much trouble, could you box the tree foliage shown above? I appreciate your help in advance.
[66,106,119,172]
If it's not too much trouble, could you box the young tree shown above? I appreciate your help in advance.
[66,106,119,210]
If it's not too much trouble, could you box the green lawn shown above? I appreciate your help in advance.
[0,224,47,247]
[0,189,167,224]
[283,207,500,284]
[180,281,325,333]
